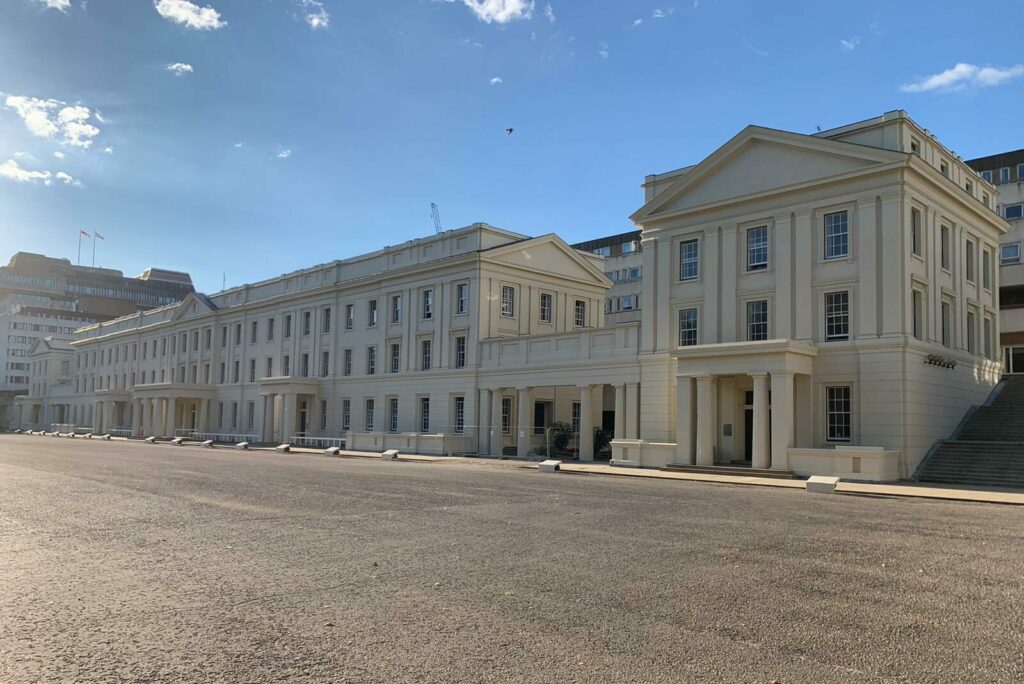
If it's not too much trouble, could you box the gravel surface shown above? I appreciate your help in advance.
[0,434,1022,683]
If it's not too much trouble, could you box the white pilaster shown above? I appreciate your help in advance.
[751,372,770,469]
[770,372,795,471]
[695,375,715,466]
[675,376,695,465]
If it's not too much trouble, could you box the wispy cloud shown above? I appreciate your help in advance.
[234,142,244,148]
[298,0,329,29]
[901,63,1024,93]
[543,3,554,23]
[102,146,114,154]
[165,62,194,75]
[490,76,503,85]
[741,37,769,57]
[33,0,72,11]
[439,0,535,24]
[0,158,80,187]
[53,151,65,159]
[598,41,609,59]
[276,148,292,159]
[459,37,484,48]
[839,36,859,51]
[630,18,642,28]
[153,0,226,30]
[4,95,102,149]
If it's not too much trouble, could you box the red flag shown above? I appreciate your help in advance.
[94,232,104,240]
[80,230,90,237]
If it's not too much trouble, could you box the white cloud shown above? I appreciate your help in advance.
[53,151,65,159]
[441,0,534,24]
[33,0,72,11]
[839,36,859,51]
[741,37,769,57]
[459,37,484,47]
[234,142,244,148]
[277,148,292,159]
[55,171,82,187]
[631,18,642,27]
[102,146,114,154]
[901,63,1024,93]
[598,41,609,59]
[0,158,78,186]
[543,3,554,23]
[652,8,665,18]
[490,76,503,85]
[4,95,102,149]
[298,0,329,29]
[153,0,226,30]
[166,62,194,75]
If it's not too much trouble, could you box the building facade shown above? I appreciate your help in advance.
[966,149,1024,372]
[571,231,643,324]
[12,112,1009,483]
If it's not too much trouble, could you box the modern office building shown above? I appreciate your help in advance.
[0,252,194,424]
[571,231,643,325]
[966,149,1024,372]
[13,111,1010,484]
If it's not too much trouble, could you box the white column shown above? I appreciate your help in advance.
[165,397,177,437]
[516,387,533,459]
[578,384,594,462]
[695,375,715,466]
[675,376,695,465]
[274,394,284,442]
[490,389,504,457]
[283,393,298,443]
[478,388,492,456]
[624,382,639,440]
[199,398,210,433]
[613,383,626,439]
[751,372,770,469]
[131,399,142,434]
[770,372,795,471]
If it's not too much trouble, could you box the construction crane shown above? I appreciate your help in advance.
[431,203,442,234]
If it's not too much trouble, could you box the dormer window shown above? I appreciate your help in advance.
[982,170,993,184]
[1000,167,1011,184]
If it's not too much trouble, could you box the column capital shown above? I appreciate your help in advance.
[748,371,770,378]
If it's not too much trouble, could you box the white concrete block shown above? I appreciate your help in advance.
[381,449,399,461]
[235,442,249,450]
[323,446,341,456]
[84,433,93,439]
[201,440,214,448]
[275,444,291,454]
[144,436,156,443]
[539,459,561,473]
[101,434,111,441]
[171,437,184,445]
[806,475,840,494]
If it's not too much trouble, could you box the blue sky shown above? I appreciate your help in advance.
[1,0,1022,293]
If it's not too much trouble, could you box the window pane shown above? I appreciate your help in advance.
[680,239,699,280]
[825,291,849,341]
[678,308,698,346]
[747,300,768,341]
[747,227,768,270]
[826,386,851,441]
[824,211,849,260]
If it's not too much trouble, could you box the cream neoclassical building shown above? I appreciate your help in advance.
[12,111,1009,482]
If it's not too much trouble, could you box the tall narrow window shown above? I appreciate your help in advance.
[391,294,402,324]
[320,400,328,431]
[941,301,952,348]
[824,291,850,341]
[454,336,467,369]
[826,386,851,442]
[747,300,769,341]
[966,240,976,283]
[571,401,581,436]
[368,299,378,327]
[249,401,256,430]
[422,289,434,319]
[232,360,240,383]
[341,399,351,431]
[301,353,309,378]
[941,225,950,270]
[365,399,375,431]
[302,311,311,336]
[824,211,849,260]
[266,357,273,377]
[967,311,977,355]
[501,286,515,317]
[421,339,432,371]
[284,314,293,338]
[678,308,698,346]
[367,346,376,375]
[267,317,275,341]
[250,321,258,344]
[574,300,587,328]
[984,317,993,358]
[747,226,768,271]
[235,323,242,346]
[321,351,330,377]
[912,290,923,340]
[1000,167,1011,184]
[343,348,352,376]
[680,239,699,280]
[501,397,511,433]
[539,293,553,323]
[344,305,353,330]
[983,249,992,289]
[283,354,291,376]
[390,343,401,373]
[456,283,468,315]
[453,396,465,433]
[420,397,430,433]
[388,397,399,432]
[249,359,256,382]
[323,307,332,333]
[911,208,922,257]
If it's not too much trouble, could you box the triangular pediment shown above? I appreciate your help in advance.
[483,235,611,287]
[632,127,905,222]
[170,292,218,322]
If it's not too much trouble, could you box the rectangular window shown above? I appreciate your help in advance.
[456,283,468,315]
[824,210,849,260]
[204,329,212,349]
[267,317,275,341]
[824,291,850,341]
[321,351,330,377]
[1018,164,1024,182]
[344,305,353,330]
[967,311,977,355]
[826,386,851,442]
[747,226,768,271]
[219,362,226,384]
[192,331,199,351]
[388,397,399,432]
[266,357,273,377]
[912,290,923,340]
[621,295,636,310]
[455,336,467,368]
[539,292,553,324]
[453,396,465,433]
[231,402,238,430]
[248,401,256,430]
[984,317,993,359]
[302,311,311,336]
[678,308,698,347]
[421,339,432,371]
[983,249,992,289]
[234,323,242,346]
[746,300,769,341]
[571,401,581,435]
[320,400,328,431]
[941,301,952,348]
[1001,243,1021,264]
[982,170,993,183]
[284,314,293,338]
[365,399,375,431]
[940,161,949,177]
[422,289,434,319]
[368,300,378,327]
[249,359,256,382]
[941,225,950,270]
[323,307,332,333]
[217,402,224,428]
[420,397,430,433]
[911,208,922,256]
[301,353,309,378]
[966,240,976,283]
[232,360,240,383]
[501,286,515,317]
[250,321,258,344]
[574,300,587,328]
[621,241,637,254]
[680,239,699,280]
[1000,167,1011,184]
[367,346,376,375]
[391,294,402,324]
[343,349,352,376]
[390,343,401,373]
[283,354,291,376]
[341,399,351,431]
[1006,203,1024,220]
[501,397,511,433]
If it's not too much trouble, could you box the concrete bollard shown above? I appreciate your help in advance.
[275,444,291,454]
[539,459,561,473]
[101,434,111,440]
[144,436,156,443]
[170,437,183,445]
[381,449,399,461]
[806,475,840,494]
[235,442,249,450]
[201,440,214,448]
[324,446,341,456]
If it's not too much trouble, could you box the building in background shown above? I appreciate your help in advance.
[966,150,1024,372]
[1,252,194,425]
[571,231,643,324]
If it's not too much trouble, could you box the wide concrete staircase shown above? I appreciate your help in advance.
[915,376,1024,488]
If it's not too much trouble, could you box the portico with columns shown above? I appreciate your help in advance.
[258,377,320,444]
[131,383,216,438]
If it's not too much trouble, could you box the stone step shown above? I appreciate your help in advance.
[661,464,796,479]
